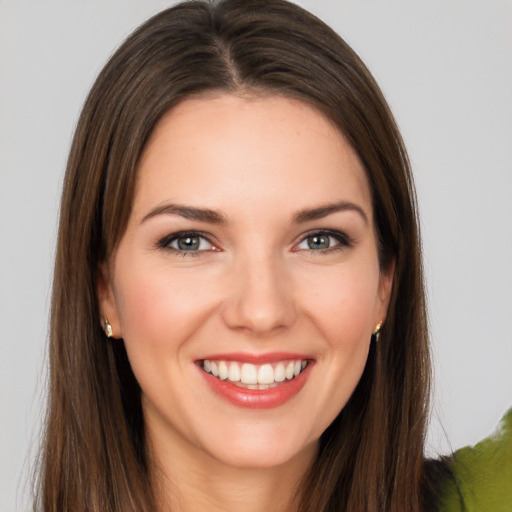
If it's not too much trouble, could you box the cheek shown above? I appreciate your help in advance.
[300,260,381,350]
[304,266,379,420]
[112,260,220,372]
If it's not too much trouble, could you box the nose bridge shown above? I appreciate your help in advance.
[222,247,296,334]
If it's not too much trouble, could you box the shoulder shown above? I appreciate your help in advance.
[439,408,512,512]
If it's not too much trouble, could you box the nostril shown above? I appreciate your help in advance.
[219,258,297,334]
[221,288,296,334]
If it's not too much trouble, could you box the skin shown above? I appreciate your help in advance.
[98,94,394,512]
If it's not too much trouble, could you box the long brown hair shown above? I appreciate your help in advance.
[37,1,436,510]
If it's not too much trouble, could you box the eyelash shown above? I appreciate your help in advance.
[295,229,353,254]
[157,231,217,257]
[156,229,352,256]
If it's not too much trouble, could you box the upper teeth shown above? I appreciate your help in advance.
[202,359,307,386]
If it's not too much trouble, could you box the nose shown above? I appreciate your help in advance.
[221,253,297,335]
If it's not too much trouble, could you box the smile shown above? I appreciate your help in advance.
[201,359,308,390]
[197,354,313,409]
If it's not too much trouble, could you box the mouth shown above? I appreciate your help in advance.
[196,354,313,409]
[199,358,309,390]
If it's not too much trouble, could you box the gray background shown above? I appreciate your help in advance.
[1,1,511,510]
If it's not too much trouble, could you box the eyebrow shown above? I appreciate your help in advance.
[141,204,227,224]
[293,201,368,224]
[141,200,368,225]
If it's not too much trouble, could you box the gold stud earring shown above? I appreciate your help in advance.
[103,318,113,338]
[373,322,382,342]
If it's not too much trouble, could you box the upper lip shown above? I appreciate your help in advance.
[195,352,313,364]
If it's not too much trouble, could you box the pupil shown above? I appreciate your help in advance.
[178,236,199,251]
[308,235,329,250]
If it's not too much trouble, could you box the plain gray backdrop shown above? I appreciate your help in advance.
[1,1,511,510]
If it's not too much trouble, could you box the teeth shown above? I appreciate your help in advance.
[240,363,258,384]
[201,359,308,386]
[257,364,274,385]
[274,362,285,382]
[228,361,240,382]
[218,361,228,380]
[285,362,294,380]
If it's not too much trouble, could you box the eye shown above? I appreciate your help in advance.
[296,230,350,252]
[158,231,216,254]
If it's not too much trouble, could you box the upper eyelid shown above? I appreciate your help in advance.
[158,230,216,248]
[157,228,351,250]
[291,229,352,254]
[295,228,350,244]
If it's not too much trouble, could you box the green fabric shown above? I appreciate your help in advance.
[440,408,512,512]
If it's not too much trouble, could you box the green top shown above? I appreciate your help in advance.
[440,408,512,512]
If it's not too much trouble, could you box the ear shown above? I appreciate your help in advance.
[97,262,122,339]
[376,258,395,325]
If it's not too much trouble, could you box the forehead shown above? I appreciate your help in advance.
[134,94,371,221]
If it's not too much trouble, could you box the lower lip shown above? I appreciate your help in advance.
[199,363,313,409]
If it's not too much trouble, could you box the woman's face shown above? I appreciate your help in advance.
[99,94,393,470]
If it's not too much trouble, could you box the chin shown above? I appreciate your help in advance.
[195,425,319,471]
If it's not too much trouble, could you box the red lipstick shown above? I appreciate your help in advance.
[198,352,310,364]
[197,353,313,409]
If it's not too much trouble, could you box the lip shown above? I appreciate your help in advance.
[196,353,314,409]
[197,352,311,364]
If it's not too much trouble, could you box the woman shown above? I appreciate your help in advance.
[35,1,510,511]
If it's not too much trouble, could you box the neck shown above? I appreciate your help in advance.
[148,424,317,512]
